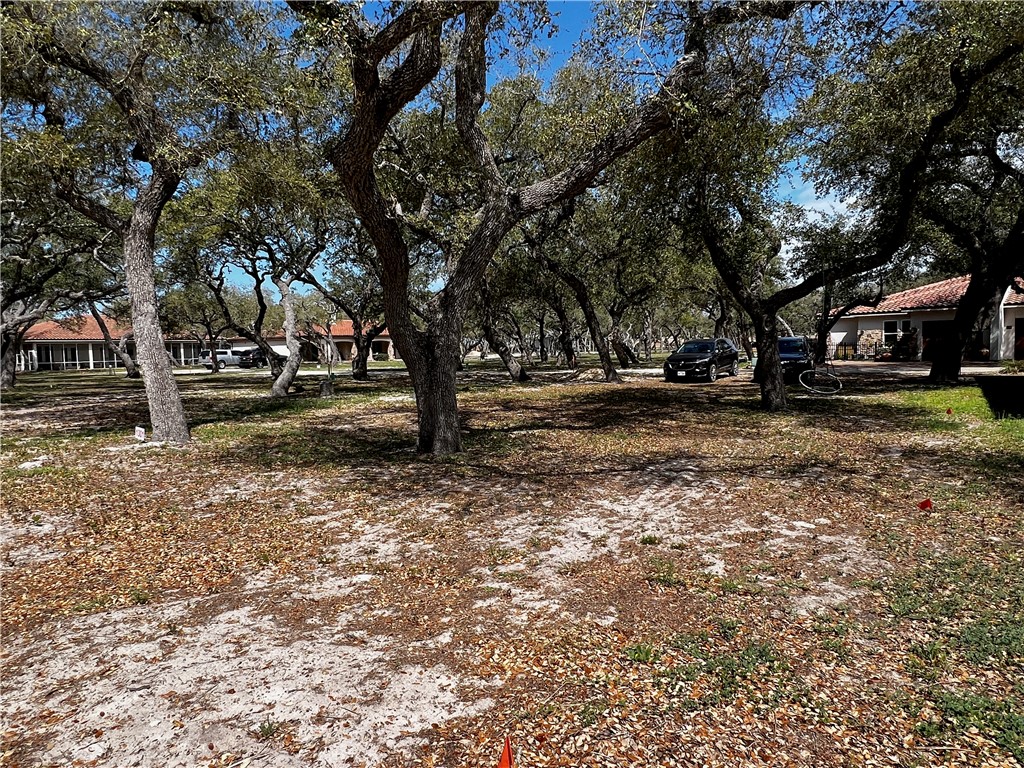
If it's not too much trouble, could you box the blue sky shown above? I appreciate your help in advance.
[540,1,594,73]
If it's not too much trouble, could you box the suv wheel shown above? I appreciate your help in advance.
[730,360,739,377]
[707,364,718,382]
[214,360,223,372]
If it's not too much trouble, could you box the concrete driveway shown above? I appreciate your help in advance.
[830,360,1004,377]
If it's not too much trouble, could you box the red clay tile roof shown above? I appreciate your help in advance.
[241,320,390,342]
[23,315,130,342]
[846,275,1024,315]
[1007,281,1024,306]
[26,316,389,344]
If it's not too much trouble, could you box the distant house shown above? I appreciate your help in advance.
[829,276,1024,362]
[18,315,395,372]
[18,316,202,372]
[226,320,394,362]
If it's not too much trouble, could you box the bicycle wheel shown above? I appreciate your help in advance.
[798,368,842,395]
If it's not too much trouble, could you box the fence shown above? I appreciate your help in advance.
[832,341,883,360]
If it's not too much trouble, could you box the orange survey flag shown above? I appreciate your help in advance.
[497,735,514,768]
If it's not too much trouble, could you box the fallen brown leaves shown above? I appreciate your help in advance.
[2,369,1022,767]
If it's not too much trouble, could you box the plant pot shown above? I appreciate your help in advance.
[974,374,1024,419]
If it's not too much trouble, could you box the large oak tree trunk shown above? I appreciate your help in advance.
[609,316,640,369]
[482,322,529,382]
[403,325,463,454]
[1,331,20,389]
[350,325,385,382]
[271,278,302,397]
[929,276,1004,383]
[303,0,725,453]
[753,314,787,411]
[351,333,372,381]
[552,300,578,369]
[124,176,190,443]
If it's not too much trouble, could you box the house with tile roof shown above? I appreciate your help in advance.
[17,315,394,372]
[225,319,394,363]
[828,275,1024,362]
[18,316,204,372]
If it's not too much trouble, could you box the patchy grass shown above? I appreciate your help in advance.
[1,367,1022,767]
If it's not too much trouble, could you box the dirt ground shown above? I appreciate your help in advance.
[1,366,1021,767]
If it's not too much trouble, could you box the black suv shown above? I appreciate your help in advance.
[238,348,271,368]
[779,336,813,381]
[664,338,740,382]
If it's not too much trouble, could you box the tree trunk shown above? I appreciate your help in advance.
[481,322,529,382]
[508,313,532,365]
[90,304,140,378]
[753,313,787,411]
[641,310,655,362]
[928,275,1003,383]
[480,279,529,382]
[542,259,617,381]
[350,323,385,381]
[117,335,140,376]
[537,311,548,363]
[403,324,464,454]
[813,284,834,365]
[552,299,577,369]
[205,338,221,375]
[259,338,285,378]
[124,176,190,443]
[609,316,640,369]
[1,331,19,389]
[271,278,302,397]
[351,332,371,381]
[714,296,729,339]
[584,312,619,382]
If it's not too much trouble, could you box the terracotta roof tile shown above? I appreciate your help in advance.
[23,315,199,342]
[243,320,390,342]
[846,275,1024,315]
[23,315,130,342]
[1007,281,1024,306]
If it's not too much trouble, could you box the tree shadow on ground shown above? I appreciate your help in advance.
[218,376,1015,480]
[1,373,416,440]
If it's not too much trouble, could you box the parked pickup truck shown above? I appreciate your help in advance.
[199,349,241,370]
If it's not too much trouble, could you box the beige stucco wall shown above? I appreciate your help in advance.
[1000,306,1024,361]
[829,318,857,346]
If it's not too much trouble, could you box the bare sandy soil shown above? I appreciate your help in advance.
[2,370,1021,768]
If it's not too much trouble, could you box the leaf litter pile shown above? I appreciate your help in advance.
[2,367,1022,768]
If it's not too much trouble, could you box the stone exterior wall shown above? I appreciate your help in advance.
[857,329,884,357]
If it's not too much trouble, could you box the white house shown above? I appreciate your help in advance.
[17,315,395,372]
[829,275,1024,362]
[225,320,395,361]
[18,316,202,371]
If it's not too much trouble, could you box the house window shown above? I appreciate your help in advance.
[884,320,911,347]
[883,321,897,347]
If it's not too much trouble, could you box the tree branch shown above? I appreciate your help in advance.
[455,2,505,194]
